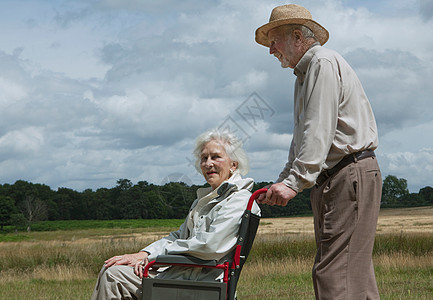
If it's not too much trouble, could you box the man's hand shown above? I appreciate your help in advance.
[256,182,297,206]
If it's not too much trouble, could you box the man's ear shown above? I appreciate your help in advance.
[293,29,303,44]
[232,161,239,171]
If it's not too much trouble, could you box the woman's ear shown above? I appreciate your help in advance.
[231,161,239,172]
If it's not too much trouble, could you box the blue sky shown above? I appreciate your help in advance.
[0,0,432,192]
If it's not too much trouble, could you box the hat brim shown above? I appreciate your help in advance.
[255,18,329,47]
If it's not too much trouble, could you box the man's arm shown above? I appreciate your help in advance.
[260,57,340,206]
[256,182,297,206]
[281,58,340,192]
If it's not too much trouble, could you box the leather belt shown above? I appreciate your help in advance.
[316,150,375,186]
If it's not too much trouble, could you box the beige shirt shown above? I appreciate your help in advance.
[277,44,378,192]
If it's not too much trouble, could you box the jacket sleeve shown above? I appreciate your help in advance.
[159,189,252,261]
[141,221,186,262]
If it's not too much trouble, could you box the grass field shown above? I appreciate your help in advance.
[0,207,432,299]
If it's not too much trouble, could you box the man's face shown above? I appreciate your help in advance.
[268,27,298,69]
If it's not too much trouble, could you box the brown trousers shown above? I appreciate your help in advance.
[310,156,381,300]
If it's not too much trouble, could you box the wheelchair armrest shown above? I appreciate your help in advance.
[154,254,218,266]
[143,255,229,281]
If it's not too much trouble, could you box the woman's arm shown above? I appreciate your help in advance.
[162,189,251,261]
[104,251,148,267]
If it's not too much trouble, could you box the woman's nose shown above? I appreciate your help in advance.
[204,158,213,167]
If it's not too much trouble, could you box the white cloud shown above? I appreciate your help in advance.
[0,77,27,104]
[381,148,433,189]
[0,127,44,157]
[0,0,432,193]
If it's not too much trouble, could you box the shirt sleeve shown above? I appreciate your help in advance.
[277,139,295,183]
[281,58,340,192]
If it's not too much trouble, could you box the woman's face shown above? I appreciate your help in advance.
[200,140,237,190]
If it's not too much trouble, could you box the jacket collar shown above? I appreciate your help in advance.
[196,173,254,201]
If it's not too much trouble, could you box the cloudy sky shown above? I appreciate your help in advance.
[1,0,432,193]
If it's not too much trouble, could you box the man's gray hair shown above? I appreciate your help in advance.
[193,129,249,176]
[281,24,317,41]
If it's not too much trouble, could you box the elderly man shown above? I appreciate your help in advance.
[255,4,381,300]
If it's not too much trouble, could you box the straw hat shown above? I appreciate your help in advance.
[255,4,329,47]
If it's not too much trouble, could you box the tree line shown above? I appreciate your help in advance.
[1,175,432,231]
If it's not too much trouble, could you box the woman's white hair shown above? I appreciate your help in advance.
[193,129,250,176]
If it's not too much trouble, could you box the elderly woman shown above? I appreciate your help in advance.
[91,129,260,300]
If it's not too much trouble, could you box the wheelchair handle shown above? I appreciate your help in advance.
[247,188,267,211]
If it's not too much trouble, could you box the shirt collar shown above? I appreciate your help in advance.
[294,42,321,83]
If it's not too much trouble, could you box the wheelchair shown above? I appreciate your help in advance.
[142,188,266,300]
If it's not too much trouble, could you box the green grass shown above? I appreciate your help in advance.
[374,232,433,256]
[0,233,31,242]
[4,218,184,232]
[249,235,316,262]
[0,279,96,300]
[236,265,433,300]
[0,218,184,242]
[238,272,315,299]
[1,267,431,300]
[375,267,433,300]
[237,233,433,299]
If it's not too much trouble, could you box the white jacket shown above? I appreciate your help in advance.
[141,173,260,281]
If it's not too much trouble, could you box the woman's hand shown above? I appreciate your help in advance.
[104,251,149,278]
[133,252,149,279]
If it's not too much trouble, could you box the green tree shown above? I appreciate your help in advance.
[10,213,27,231]
[419,186,433,205]
[53,188,73,220]
[20,195,48,231]
[116,179,133,191]
[159,182,196,219]
[0,196,17,230]
[382,175,410,207]
[89,188,112,219]
[145,190,169,219]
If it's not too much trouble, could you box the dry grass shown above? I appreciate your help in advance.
[375,252,433,270]
[0,207,432,299]
[243,256,312,277]
[0,265,92,282]
[258,206,433,236]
